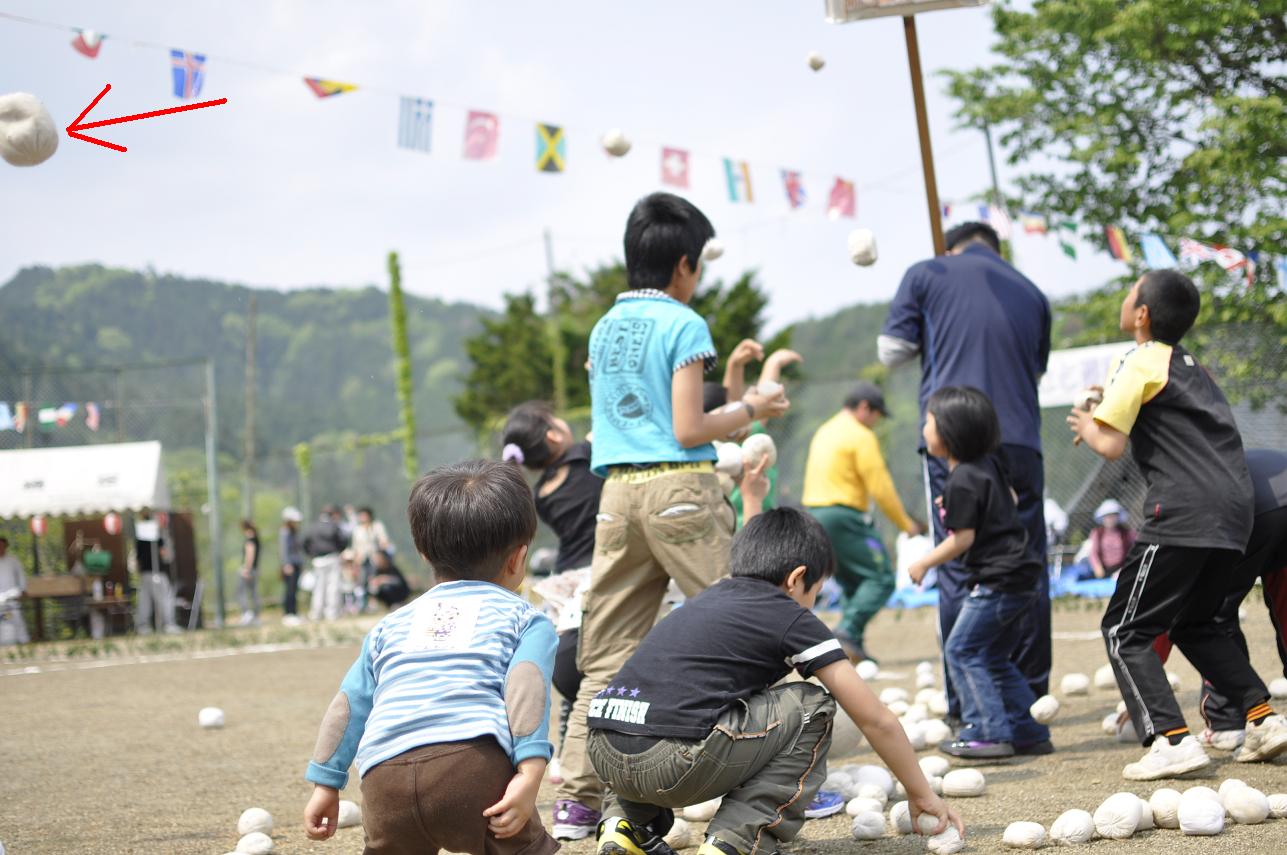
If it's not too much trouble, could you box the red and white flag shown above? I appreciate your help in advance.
[827,178,856,219]
[85,402,101,432]
[661,147,689,189]
[1213,246,1246,272]
[71,29,103,59]
[1178,238,1218,266]
[463,111,499,160]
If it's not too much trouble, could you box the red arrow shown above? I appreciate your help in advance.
[66,83,228,153]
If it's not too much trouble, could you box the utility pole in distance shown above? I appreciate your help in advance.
[241,293,256,521]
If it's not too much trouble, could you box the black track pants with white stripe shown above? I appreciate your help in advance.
[1101,542,1270,742]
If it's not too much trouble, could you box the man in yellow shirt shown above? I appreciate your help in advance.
[803,382,922,662]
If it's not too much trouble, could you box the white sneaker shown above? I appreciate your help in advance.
[1198,727,1245,751]
[1123,735,1211,780]
[1234,714,1287,763]
[282,614,304,627]
[238,611,255,626]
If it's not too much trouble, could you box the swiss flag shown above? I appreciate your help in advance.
[661,147,689,189]
[72,29,103,59]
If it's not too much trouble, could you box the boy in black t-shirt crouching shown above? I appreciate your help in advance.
[586,508,963,855]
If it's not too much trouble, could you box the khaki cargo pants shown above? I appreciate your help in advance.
[556,466,734,810]
[587,682,835,855]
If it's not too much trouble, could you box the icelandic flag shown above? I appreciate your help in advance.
[782,170,806,209]
[1140,234,1179,269]
[398,97,433,152]
[171,49,206,99]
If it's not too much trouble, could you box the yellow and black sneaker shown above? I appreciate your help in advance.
[596,817,679,855]
[695,838,745,855]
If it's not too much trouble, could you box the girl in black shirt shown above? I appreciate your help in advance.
[907,386,1049,760]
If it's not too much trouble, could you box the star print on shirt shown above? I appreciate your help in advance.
[630,688,641,697]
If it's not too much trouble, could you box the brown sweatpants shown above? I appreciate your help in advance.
[359,738,560,855]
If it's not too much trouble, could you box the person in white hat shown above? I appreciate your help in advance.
[1088,499,1135,580]
[279,507,306,626]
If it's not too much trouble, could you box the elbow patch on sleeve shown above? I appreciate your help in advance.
[505,661,547,738]
[312,692,351,763]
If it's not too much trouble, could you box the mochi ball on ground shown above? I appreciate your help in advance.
[235,832,274,854]
[1266,793,1287,818]
[846,797,884,816]
[1136,796,1154,830]
[1178,796,1225,836]
[880,687,909,705]
[888,801,912,834]
[852,765,895,797]
[1049,808,1095,844]
[919,756,950,778]
[1029,694,1060,724]
[831,708,865,758]
[916,671,936,689]
[1094,663,1116,690]
[1093,792,1142,839]
[921,718,952,745]
[337,800,362,828]
[1002,821,1047,849]
[824,772,856,798]
[856,659,879,680]
[664,818,694,849]
[856,783,888,806]
[199,706,225,728]
[237,808,273,836]
[851,811,886,840]
[1149,788,1182,829]
[1224,786,1270,824]
[1060,673,1090,696]
[1269,677,1287,699]
[1217,778,1247,801]
[941,768,985,797]
[926,826,964,854]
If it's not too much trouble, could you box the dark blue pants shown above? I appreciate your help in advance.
[925,444,1050,719]
[946,585,1050,745]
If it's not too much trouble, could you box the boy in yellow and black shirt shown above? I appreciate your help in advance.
[1068,268,1287,781]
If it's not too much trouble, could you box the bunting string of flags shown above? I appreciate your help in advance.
[0,402,102,433]
[941,197,1276,283]
[0,10,868,221]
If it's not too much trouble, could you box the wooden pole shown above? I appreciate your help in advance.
[241,294,257,520]
[903,15,946,256]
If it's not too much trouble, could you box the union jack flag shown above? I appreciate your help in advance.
[170,49,206,100]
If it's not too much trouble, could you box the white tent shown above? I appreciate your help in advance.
[0,441,170,519]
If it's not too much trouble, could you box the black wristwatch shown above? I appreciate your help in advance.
[742,401,756,421]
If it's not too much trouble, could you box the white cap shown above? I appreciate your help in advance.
[1094,499,1124,522]
[281,506,303,523]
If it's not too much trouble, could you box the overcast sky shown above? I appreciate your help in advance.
[0,0,1125,330]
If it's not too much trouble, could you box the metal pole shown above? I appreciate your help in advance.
[543,228,568,411]
[115,369,125,443]
[241,294,257,520]
[204,359,225,627]
[903,15,946,257]
[982,122,1016,265]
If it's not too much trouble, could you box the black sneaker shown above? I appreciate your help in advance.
[939,738,1015,759]
[1014,739,1055,756]
[597,817,678,855]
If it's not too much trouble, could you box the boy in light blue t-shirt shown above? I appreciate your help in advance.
[552,192,790,843]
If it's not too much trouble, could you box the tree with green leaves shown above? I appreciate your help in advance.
[453,262,792,431]
[947,1,1286,407]
[945,0,1285,259]
[386,251,419,479]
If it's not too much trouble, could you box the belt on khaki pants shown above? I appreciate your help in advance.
[606,461,715,484]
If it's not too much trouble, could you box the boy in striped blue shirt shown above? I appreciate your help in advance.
[303,460,560,855]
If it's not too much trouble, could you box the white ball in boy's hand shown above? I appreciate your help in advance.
[851,811,885,840]
[1075,387,1103,411]
[337,800,362,828]
[888,801,912,834]
[926,825,964,854]
[741,433,777,469]
[237,808,273,836]
[755,380,784,400]
[714,441,744,477]
[199,706,225,728]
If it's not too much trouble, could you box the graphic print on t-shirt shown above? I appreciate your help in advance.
[595,317,657,431]
[409,599,481,651]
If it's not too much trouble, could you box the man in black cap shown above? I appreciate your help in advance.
[801,381,924,662]
[878,221,1052,720]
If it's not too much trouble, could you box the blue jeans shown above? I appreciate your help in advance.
[945,584,1049,745]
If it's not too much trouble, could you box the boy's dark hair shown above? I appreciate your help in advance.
[702,381,728,414]
[501,401,556,470]
[926,386,1001,462]
[624,192,715,291]
[407,459,537,582]
[731,508,834,590]
[945,221,1001,254]
[1136,269,1200,344]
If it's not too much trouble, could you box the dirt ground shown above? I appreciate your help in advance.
[3,599,1286,854]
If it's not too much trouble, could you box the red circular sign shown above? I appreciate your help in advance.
[30,515,47,536]
[104,512,122,536]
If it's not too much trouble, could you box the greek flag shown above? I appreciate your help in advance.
[398,97,433,153]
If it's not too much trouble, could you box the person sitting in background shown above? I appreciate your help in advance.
[366,549,410,611]
[1068,499,1137,582]
[0,536,29,646]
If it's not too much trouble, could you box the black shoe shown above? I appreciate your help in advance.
[939,738,1016,758]
[1014,739,1055,756]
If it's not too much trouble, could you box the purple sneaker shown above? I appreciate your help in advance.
[553,799,601,840]
[804,789,846,819]
[939,738,1015,759]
